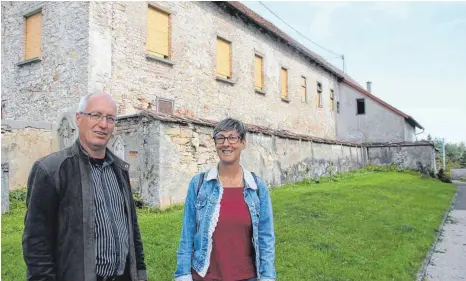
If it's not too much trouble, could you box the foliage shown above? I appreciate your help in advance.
[436,168,452,183]
[426,134,465,172]
[460,152,466,168]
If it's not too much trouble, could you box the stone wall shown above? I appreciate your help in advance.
[1,121,53,189]
[113,112,365,209]
[367,142,436,173]
[92,1,340,139]
[1,1,90,122]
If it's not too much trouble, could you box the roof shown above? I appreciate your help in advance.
[118,110,365,147]
[222,1,423,130]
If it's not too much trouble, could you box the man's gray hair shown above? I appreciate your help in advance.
[77,92,117,115]
[212,118,247,140]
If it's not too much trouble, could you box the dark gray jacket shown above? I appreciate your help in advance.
[22,140,147,281]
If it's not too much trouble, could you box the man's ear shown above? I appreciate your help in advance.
[75,113,81,127]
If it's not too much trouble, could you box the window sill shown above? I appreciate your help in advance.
[145,53,175,66]
[215,76,235,85]
[16,57,41,66]
[281,97,291,103]
[255,89,266,95]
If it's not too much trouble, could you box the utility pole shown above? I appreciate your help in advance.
[342,55,346,73]
[442,138,446,170]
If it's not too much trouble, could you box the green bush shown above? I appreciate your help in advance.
[9,187,27,204]
[436,168,452,183]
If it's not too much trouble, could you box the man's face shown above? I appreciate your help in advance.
[76,94,117,152]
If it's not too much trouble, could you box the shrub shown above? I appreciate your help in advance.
[436,168,452,183]
[9,187,27,204]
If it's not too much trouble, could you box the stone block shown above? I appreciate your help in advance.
[166,127,181,136]
[172,137,190,145]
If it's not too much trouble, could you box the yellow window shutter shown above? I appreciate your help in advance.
[216,38,231,78]
[147,7,169,58]
[25,12,42,59]
[254,55,263,90]
[281,68,288,98]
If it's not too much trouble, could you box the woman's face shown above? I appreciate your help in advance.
[214,130,246,165]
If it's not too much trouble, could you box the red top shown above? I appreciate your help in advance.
[192,188,256,281]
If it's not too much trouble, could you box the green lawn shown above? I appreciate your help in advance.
[2,170,455,281]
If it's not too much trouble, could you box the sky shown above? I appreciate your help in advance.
[242,1,466,144]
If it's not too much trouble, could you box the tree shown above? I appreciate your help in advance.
[460,152,466,168]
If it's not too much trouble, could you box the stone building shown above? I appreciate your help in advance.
[1,1,426,201]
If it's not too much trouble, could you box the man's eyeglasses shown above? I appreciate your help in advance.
[80,112,116,124]
[214,135,241,144]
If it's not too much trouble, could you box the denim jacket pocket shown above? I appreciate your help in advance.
[195,196,208,225]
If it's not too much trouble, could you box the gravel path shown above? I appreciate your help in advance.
[424,181,466,281]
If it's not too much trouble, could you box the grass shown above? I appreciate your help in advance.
[2,169,456,281]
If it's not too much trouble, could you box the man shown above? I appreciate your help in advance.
[22,93,147,281]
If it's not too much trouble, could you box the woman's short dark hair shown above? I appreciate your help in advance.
[212,118,247,140]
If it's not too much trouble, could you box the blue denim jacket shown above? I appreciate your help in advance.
[174,165,276,281]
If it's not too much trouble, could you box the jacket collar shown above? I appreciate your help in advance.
[206,164,258,190]
[71,139,130,171]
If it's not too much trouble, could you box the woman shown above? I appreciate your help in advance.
[174,118,276,281]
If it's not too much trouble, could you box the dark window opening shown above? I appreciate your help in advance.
[337,101,340,113]
[357,99,365,115]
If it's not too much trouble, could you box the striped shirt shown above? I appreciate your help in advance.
[89,156,129,277]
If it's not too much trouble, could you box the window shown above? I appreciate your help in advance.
[157,98,174,115]
[330,89,335,112]
[216,37,231,79]
[301,76,307,103]
[147,6,170,58]
[357,98,365,115]
[24,10,42,60]
[337,101,340,113]
[254,55,263,90]
[317,81,322,107]
[280,68,288,99]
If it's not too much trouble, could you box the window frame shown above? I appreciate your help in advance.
[317,81,323,108]
[216,36,233,80]
[356,98,366,115]
[254,54,264,92]
[280,67,290,102]
[330,89,335,112]
[301,76,307,103]
[23,8,43,62]
[146,4,172,60]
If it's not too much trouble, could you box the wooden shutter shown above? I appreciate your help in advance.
[147,7,169,58]
[281,68,288,98]
[25,12,42,59]
[301,76,306,103]
[216,38,231,78]
[254,55,263,90]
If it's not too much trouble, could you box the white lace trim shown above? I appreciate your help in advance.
[174,274,193,281]
[198,187,224,277]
